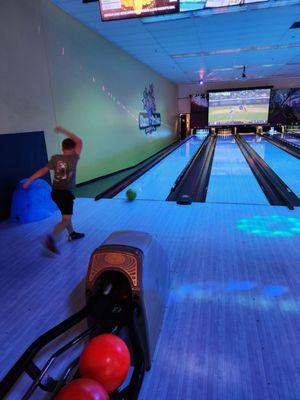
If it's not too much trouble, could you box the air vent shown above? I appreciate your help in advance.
[290,22,300,29]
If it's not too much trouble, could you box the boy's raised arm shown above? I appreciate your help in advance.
[54,126,83,155]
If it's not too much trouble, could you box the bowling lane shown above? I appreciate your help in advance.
[278,133,300,147]
[206,135,269,205]
[245,135,300,197]
[116,135,207,201]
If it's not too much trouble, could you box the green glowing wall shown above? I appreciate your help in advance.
[0,0,178,184]
[43,0,178,183]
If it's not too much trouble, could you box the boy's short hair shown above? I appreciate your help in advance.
[62,138,76,150]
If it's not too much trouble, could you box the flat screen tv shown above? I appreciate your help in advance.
[208,88,271,126]
[99,0,179,21]
[180,0,268,13]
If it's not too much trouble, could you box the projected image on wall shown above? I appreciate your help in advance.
[208,88,271,126]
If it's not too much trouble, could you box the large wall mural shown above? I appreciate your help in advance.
[139,83,161,134]
[190,94,208,129]
[268,88,300,125]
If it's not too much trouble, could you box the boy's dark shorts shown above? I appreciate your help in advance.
[51,190,75,215]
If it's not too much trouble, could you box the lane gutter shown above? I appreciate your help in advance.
[235,134,300,210]
[166,133,217,204]
[257,133,300,160]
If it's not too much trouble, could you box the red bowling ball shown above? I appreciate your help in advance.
[55,378,109,400]
[79,334,131,392]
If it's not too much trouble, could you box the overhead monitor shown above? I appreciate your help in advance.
[179,0,205,12]
[99,0,179,21]
[206,0,268,6]
[180,0,268,13]
[208,88,271,126]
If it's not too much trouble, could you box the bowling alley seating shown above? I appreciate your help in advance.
[0,231,169,399]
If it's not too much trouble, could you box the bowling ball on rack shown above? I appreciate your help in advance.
[126,189,137,201]
[79,334,131,392]
[55,378,109,400]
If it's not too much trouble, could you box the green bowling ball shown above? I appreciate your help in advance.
[126,189,137,201]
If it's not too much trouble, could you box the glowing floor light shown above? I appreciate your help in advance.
[237,215,300,237]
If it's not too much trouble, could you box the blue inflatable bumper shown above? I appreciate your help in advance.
[11,179,57,223]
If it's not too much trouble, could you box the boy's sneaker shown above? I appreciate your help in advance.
[44,235,59,254]
[68,231,85,241]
